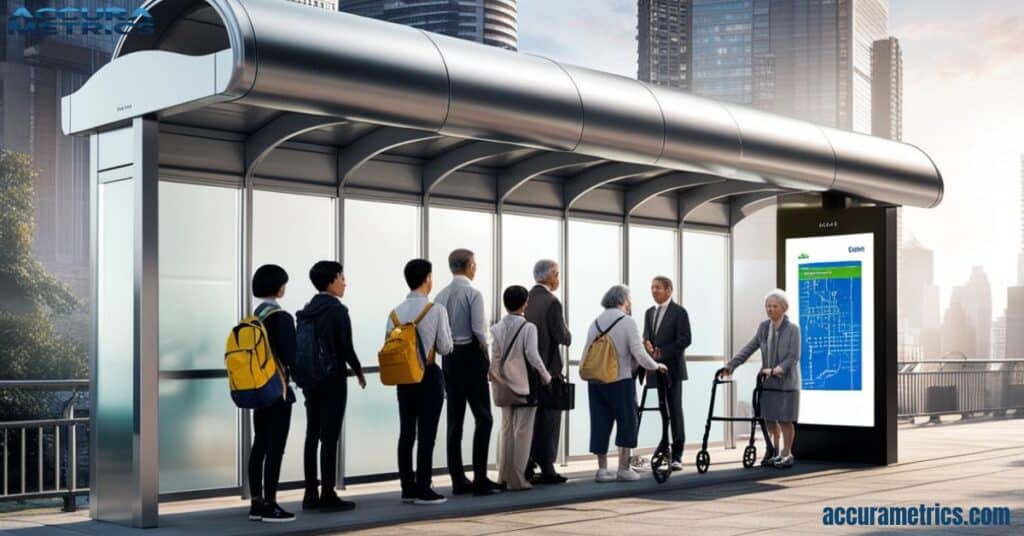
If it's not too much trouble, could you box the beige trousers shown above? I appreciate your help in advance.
[497,406,537,490]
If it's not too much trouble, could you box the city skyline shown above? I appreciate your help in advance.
[517,0,1024,320]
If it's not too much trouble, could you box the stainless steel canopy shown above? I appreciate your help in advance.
[63,0,942,209]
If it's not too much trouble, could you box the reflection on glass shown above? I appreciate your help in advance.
[500,213,561,299]
[428,206,498,464]
[159,379,238,492]
[97,179,134,493]
[343,199,423,471]
[629,225,679,327]
[253,190,336,483]
[567,220,621,455]
[683,231,728,356]
[158,182,239,371]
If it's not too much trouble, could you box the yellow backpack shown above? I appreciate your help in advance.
[225,306,287,408]
[580,316,626,384]
[378,303,435,386]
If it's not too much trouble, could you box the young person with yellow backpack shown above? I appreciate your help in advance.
[379,259,453,505]
[225,264,296,523]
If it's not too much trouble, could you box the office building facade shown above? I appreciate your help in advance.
[871,36,902,141]
[638,0,692,89]
[341,0,518,50]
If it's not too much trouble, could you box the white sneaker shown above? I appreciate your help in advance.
[594,468,615,483]
[616,468,641,481]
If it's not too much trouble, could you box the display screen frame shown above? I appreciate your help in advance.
[776,204,897,465]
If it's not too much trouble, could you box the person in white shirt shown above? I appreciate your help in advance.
[583,285,667,483]
[386,259,454,505]
[489,285,552,491]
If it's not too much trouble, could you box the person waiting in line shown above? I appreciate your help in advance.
[434,249,502,496]
[388,259,454,505]
[524,259,572,484]
[296,261,367,512]
[641,276,692,470]
[489,285,552,491]
[585,285,667,483]
[719,289,801,469]
[248,265,298,523]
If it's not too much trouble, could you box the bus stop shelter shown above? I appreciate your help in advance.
[60,0,943,527]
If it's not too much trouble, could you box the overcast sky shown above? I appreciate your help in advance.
[517,0,1024,317]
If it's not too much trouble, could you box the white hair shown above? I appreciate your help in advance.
[533,259,558,283]
[601,285,631,309]
[764,288,789,307]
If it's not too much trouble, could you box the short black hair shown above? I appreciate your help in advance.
[252,264,288,298]
[503,285,529,312]
[309,261,343,292]
[404,259,432,290]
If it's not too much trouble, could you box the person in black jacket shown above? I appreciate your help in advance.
[641,276,692,469]
[296,261,367,512]
[249,264,297,523]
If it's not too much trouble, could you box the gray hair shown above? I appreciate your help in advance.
[533,259,558,283]
[764,288,789,308]
[448,248,474,274]
[601,285,631,309]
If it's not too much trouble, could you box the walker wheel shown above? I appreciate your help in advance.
[651,447,671,484]
[696,450,710,473]
[743,445,757,468]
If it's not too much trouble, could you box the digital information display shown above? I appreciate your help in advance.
[785,232,875,427]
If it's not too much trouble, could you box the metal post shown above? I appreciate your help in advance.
[54,425,60,490]
[335,194,346,491]
[421,194,430,259]
[239,180,254,500]
[494,208,503,326]
[3,430,7,495]
[20,429,25,493]
[87,132,99,519]
[560,212,569,467]
[724,231,736,449]
[622,215,630,285]
[38,427,43,492]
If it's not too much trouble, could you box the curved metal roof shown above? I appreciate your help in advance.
[63,0,943,208]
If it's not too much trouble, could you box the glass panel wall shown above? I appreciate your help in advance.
[343,199,422,476]
[628,224,679,449]
[157,181,240,492]
[428,206,498,465]
[566,220,622,455]
[253,190,336,482]
[500,213,562,298]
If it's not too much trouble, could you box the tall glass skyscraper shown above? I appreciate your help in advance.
[638,0,692,90]
[341,0,518,50]
[662,0,888,133]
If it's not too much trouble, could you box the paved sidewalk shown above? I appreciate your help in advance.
[1,418,1021,535]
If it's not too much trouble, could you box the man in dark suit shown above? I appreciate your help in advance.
[642,276,692,470]
[524,259,571,484]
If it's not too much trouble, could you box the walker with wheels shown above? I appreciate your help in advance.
[694,369,774,474]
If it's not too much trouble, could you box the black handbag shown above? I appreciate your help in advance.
[537,376,575,411]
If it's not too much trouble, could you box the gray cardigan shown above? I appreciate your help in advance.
[727,316,801,391]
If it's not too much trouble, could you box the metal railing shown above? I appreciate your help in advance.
[0,380,89,511]
[897,359,1024,418]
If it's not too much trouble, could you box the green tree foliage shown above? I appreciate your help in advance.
[0,150,85,420]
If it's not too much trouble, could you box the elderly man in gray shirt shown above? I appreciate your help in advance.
[386,259,454,505]
[434,248,502,496]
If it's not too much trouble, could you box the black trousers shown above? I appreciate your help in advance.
[397,363,445,495]
[529,406,561,475]
[303,377,347,492]
[657,376,686,460]
[249,399,292,501]
[443,343,493,484]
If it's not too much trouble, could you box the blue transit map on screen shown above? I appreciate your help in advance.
[798,261,863,391]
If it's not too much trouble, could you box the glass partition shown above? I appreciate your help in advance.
[343,199,422,475]
[253,190,336,483]
[566,220,622,455]
[157,181,240,492]
[500,213,562,298]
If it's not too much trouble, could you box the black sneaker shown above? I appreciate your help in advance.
[414,488,448,505]
[472,478,504,496]
[401,488,417,504]
[451,478,474,495]
[318,491,356,512]
[535,472,568,485]
[248,499,264,521]
[261,501,295,523]
[302,488,319,510]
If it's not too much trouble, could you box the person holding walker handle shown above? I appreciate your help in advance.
[718,289,801,469]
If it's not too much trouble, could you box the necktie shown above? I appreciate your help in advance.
[654,305,665,335]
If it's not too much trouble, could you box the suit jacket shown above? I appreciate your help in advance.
[642,300,692,381]
[524,285,571,378]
